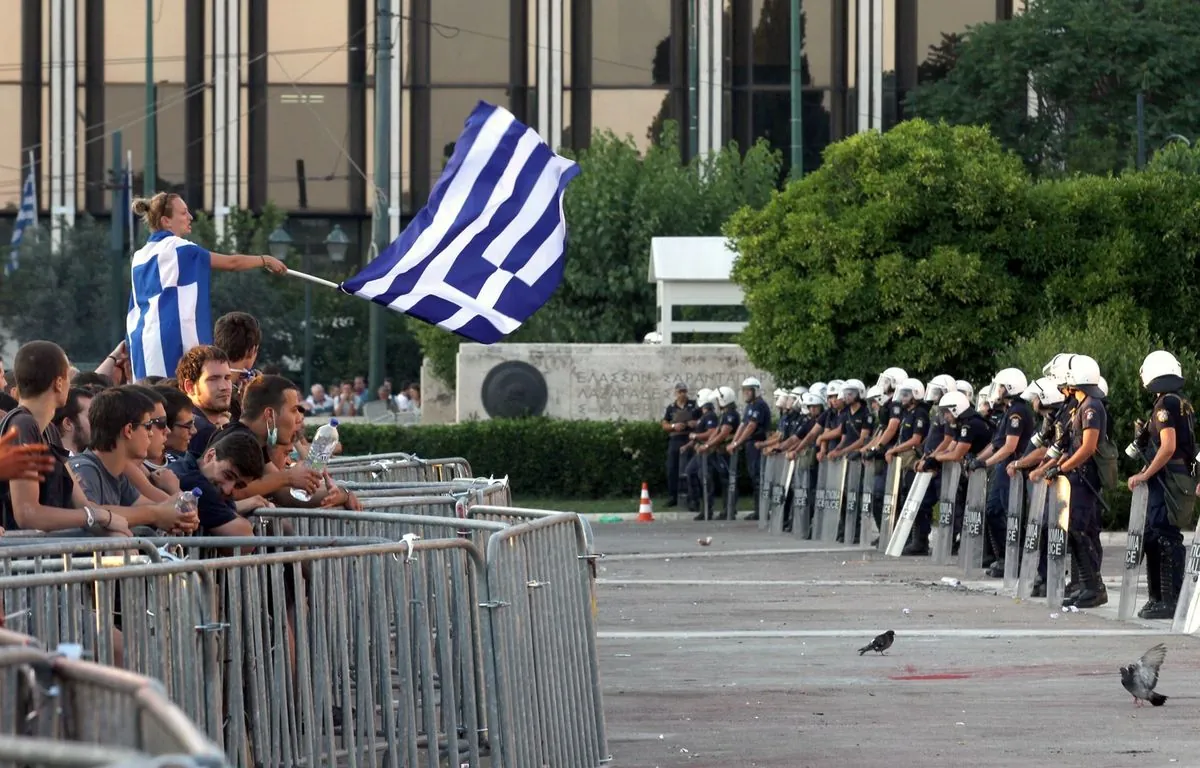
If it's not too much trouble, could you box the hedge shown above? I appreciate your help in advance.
[330,418,745,500]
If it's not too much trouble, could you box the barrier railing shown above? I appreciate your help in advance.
[0,627,228,767]
[326,455,475,484]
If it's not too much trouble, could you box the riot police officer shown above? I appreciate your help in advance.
[685,388,719,519]
[906,374,957,555]
[728,377,772,520]
[1128,350,1197,619]
[973,368,1035,578]
[704,386,741,520]
[661,382,699,508]
[932,390,993,553]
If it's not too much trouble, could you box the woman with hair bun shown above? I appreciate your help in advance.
[126,193,288,380]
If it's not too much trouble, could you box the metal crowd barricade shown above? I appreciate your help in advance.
[326,455,474,484]
[0,628,228,767]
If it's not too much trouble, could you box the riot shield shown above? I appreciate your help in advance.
[1045,476,1071,608]
[1172,514,1200,633]
[725,446,741,520]
[960,468,988,577]
[771,455,795,535]
[792,450,814,540]
[813,458,830,540]
[700,452,711,521]
[886,470,932,557]
[844,457,863,544]
[757,454,773,531]
[1118,483,1150,621]
[1003,473,1025,593]
[822,457,848,543]
[1017,480,1048,600]
[859,459,878,547]
[933,462,962,566]
[877,458,902,554]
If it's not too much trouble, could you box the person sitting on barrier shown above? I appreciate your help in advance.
[177,345,235,459]
[51,387,93,457]
[67,387,199,536]
[208,374,358,510]
[168,430,263,539]
[0,341,130,537]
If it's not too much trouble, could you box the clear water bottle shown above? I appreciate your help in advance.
[291,419,340,502]
[175,487,202,517]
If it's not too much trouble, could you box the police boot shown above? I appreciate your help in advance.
[1141,541,1183,620]
[1063,531,1107,609]
[985,528,1006,578]
[1064,548,1083,602]
[902,531,931,557]
[1137,544,1163,619]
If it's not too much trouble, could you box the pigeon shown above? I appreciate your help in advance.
[1120,642,1169,708]
[858,630,895,656]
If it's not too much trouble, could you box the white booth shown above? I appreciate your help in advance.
[647,236,747,344]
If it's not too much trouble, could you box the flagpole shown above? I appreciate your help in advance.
[283,268,341,291]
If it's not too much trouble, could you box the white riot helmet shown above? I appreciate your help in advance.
[801,392,825,408]
[790,385,809,398]
[956,380,974,399]
[809,382,827,400]
[925,374,956,403]
[697,387,714,407]
[1044,353,1075,387]
[841,378,867,401]
[1098,376,1108,397]
[939,391,971,419]
[742,377,762,391]
[826,380,846,400]
[992,368,1028,401]
[1064,354,1101,387]
[774,388,790,408]
[876,367,909,393]
[976,385,993,412]
[1140,350,1183,389]
[866,383,885,405]
[897,377,925,404]
[1027,376,1065,407]
[716,386,737,408]
[1019,380,1044,404]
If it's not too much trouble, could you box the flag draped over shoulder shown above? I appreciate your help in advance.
[126,231,213,380]
[340,100,581,344]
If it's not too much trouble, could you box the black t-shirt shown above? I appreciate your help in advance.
[188,407,220,459]
[1151,392,1196,466]
[881,400,905,448]
[167,453,239,531]
[899,403,930,444]
[206,420,271,466]
[954,410,994,455]
[839,404,871,448]
[0,406,75,530]
[1000,400,1036,459]
[664,400,700,441]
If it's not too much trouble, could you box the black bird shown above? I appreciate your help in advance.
[858,630,895,656]
[1120,643,1169,708]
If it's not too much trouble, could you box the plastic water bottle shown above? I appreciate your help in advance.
[175,487,202,517]
[291,419,339,502]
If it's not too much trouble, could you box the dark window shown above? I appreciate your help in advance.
[591,0,672,86]
[743,88,833,179]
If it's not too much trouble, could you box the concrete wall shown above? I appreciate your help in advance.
[419,357,456,425]
[456,343,776,422]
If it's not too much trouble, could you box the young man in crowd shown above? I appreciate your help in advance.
[168,429,263,537]
[176,345,234,458]
[67,387,198,536]
[156,385,198,463]
[213,311,262,422]
[52,387,94,456]
[117,384,179,502]
[0,341,130,536]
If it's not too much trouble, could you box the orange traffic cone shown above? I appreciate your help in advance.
[636,483,655,522]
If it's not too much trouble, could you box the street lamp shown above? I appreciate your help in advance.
[324,224,350,263]
[267,226,292,262]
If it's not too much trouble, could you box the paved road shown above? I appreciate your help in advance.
[593,521,1197,768]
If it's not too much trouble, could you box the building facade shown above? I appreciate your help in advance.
[0,0,1015,264]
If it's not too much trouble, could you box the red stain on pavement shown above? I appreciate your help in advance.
[890,673,972,681]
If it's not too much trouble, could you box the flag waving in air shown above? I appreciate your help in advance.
[341,101,581,343]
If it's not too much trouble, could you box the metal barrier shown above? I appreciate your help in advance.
[326,455,475,484]
[0,628,228,767]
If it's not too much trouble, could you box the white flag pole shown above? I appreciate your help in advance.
[282,269,341,291]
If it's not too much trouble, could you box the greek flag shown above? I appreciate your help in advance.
[341,101,581,343]
[126,232,213,380]
[7,155,37,275]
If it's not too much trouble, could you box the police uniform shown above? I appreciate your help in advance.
[896,401,930,523]
[835,403,872,541]
[685,404,720,517]
[905,405,946,555]
[1139,390,1197,617]
[664,396,700,507]
[953,408,993,544]
[874,398,905,513]
[715,405,742,519]
[741,395,772,519]
[1060,393,1107,608]
[984,399,1034,573]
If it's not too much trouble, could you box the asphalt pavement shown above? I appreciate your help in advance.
[593,520,1199,768]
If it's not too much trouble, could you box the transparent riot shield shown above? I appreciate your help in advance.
[823,457,848,543]
[757,454,773,530]
[725,446,741,520]
[1172,514,1200,634]
[793,450,814,540]
[1118,483,1150,621]
[1045,476,1071,608]
[886,471,932,557]
[933,462,962,566]
[1003,473,1025,593]
[772,456,795,535]
[1017,480,1049,600]
[700,452,711,521]
[844,457,864,544]
[813,458,830,540]
[960,468,988,577]
[859,459,878,548]
[877,459,902,554]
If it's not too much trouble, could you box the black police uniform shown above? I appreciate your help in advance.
[896,401,930,523]
[873,398,905,512]
[741,396,772,518]
[715,405,742,518]
[663,398,700,506]
[1140,390,1197,617]
[1057,394,1107,608]
[984,399,1035,567]
[953,408,993,542]
[907,405,946,551]
[685,405,720,515]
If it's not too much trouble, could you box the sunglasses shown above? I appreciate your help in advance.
[174,419,196,432]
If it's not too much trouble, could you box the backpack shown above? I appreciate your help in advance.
[1093,433,1119,490]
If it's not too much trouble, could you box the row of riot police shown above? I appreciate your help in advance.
[670,352,1197,618]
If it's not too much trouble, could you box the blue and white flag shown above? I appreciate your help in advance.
[341,101,581,344]
[126,232,214,380]
[7,154,37,275]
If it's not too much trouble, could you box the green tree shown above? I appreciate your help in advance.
[726,119,1033,384]
[906,0,1200,175]
[416,121,783,388]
